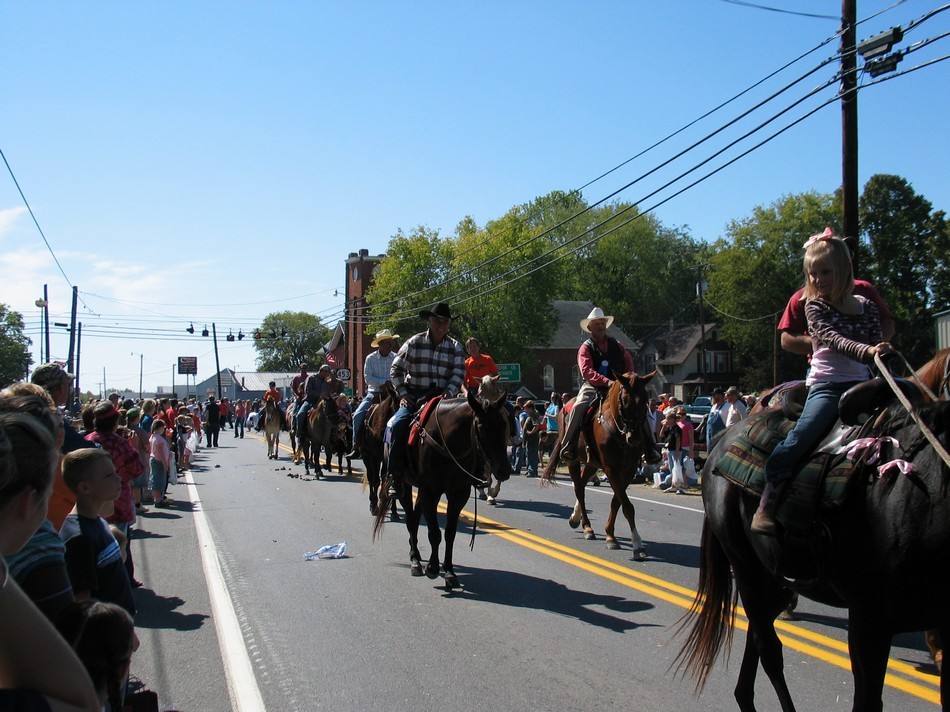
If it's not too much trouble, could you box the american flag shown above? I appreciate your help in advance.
[325,351,338,367]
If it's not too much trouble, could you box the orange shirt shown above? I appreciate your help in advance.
[264,388,282,403]
[464,353,499,389]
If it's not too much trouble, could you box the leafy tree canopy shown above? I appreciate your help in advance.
[253,311,332,372]
[0,304,32,388]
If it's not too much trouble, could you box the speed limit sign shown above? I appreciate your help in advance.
[335,368,351,382]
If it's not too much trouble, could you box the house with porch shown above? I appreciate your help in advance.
[636,322,738,402]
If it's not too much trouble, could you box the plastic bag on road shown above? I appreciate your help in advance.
[303,541,347,560]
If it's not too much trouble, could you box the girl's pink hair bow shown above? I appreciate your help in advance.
[802,227,836,249]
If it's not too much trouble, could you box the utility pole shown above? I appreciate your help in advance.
[67,286,78,374]
[75,323,82,398]
[695,263,709,392]
[212,323,222,399]
[841,0,860,271]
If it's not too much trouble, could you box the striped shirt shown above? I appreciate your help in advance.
[390,330,465,399]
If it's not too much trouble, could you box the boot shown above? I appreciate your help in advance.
[751,481,784,536]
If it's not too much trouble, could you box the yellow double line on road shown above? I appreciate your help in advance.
[448,502,941,706]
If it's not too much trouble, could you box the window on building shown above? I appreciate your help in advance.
[543,364,554,391]
[644,352,655,372]
[571,365,582,392]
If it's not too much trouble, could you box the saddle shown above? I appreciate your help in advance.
[408,395,443,447]
[715,377,924,585]
[562,395,602,428]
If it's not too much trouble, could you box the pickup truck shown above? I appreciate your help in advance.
[684,396,712,425]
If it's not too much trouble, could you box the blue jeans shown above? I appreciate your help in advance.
[351,392,375,444]
[525,443,539,477]
[296,401,314,441]
[387,405,413,476]
[765,381,857,484]
[234,416,244,438]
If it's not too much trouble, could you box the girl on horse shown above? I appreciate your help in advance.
[751,231,892,535]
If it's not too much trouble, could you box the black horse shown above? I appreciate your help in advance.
[677,398,950,711]
[360,382,398,517]
[373,389,511,588]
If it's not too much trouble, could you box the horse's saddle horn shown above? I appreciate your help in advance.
[838,377,925,426]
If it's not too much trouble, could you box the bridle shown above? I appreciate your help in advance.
[599,379,649,445]
[416,400,492,487]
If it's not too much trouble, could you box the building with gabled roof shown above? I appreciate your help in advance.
[636,322,737,401]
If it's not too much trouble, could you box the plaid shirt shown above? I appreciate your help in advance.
[363,350,396,392]
[390,329,465,399]
[86,430,143,525]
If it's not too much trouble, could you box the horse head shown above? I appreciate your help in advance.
[611,370,655,449]
[476,374,504,402]
[467,389,512,482]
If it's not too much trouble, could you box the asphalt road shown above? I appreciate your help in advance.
[127,431,941,711]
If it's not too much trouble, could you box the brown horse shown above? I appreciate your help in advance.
[298,399,334,478]
[373,390,511,588]
[541,371,656,560]
[676,382,950,710]
[360,382,398,517]
[263,398,283,459]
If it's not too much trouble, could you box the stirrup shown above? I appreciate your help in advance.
[751,510,778,536]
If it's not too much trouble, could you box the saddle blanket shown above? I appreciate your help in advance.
[713,409,857,529]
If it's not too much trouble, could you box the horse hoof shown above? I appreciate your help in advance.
[584,531,596,541]
[476,490,487,501]
[425,564,439,580]
[606,540,620,550]
[410,563,424,577]
[633,548,648,561]
[443,573,460,589]
[568,518,580,530]
[487,496,496,505]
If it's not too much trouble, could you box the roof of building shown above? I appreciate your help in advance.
[537,300,638,350]
[646,323,717,366]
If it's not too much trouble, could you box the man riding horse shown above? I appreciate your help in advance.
[295,364,343,450]
[555,306,660,466]
[386,302,465,497]
[347,329,399,460]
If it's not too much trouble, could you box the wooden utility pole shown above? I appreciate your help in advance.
[841,0,860,272]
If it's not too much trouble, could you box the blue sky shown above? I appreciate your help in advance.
[2,1,947,394]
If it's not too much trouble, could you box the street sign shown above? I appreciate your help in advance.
[497,363,521,383]
[335,368,351,382]
[177,356,197,375]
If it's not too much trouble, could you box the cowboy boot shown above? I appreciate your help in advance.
[751,481,785,536]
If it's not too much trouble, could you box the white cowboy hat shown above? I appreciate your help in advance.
[371,329,400,348]
[580,307,614,332]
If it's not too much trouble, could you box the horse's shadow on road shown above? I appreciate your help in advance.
[442,567,658,633]
[132,588,210,632]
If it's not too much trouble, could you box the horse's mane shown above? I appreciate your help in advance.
[916,347,950,398]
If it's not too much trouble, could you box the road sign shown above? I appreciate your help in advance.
[497,363,521,383]
[335,368,351,382]
[177,356,197,375]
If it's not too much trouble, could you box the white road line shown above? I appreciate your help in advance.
[186,478,267,712]
[558,480,706,514]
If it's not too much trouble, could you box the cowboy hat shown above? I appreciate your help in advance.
[580,307,614,332]
[371,329,400,348]
[419,302,456,320]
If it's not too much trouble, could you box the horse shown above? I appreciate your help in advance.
[297,399,334,478]
[541,371,655,559]
[326,415,353,476]
[372,389,511,589]
[676,391,950,711]
[263,398,283,459]
[473,375,513,505]
[360,382,399,517]
[285,400,300,464]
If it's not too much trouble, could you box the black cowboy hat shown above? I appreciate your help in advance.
[419,302,456,320]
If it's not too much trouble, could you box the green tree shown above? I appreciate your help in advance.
[364,226,455,340]
[253,311,332,371]
[707,192,839,390]
[0,304,32,387]
[860,174,949,364]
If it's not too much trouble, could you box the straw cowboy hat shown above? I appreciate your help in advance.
[580,306,615,332]
[371,329,400,348]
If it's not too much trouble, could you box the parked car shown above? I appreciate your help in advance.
[685,395,712,425]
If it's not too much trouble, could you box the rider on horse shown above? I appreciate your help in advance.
[386,302,465,497]
[557,306,660,465]
[295,365,343,446]
[347,329,399,460]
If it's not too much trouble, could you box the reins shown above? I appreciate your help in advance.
[875,352,950,471]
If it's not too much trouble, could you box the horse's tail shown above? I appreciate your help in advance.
[671,517,737,694]
[372,489,391,541]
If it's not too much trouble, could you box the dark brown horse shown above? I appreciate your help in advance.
[676,395,950,711]
[541,371,656,560]
[298,399,334,478]
[372,390,511,589]
[359,382,398,517]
